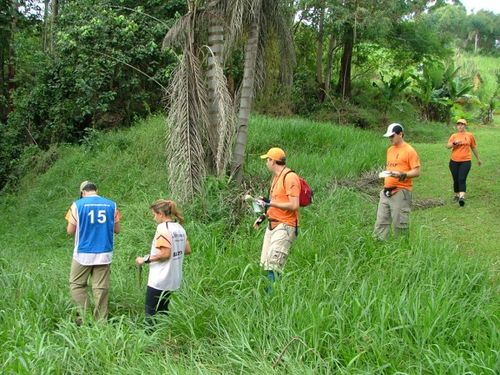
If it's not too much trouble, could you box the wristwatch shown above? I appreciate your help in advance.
[143,254,151,264]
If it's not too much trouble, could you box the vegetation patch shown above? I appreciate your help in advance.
[335,169,445,209]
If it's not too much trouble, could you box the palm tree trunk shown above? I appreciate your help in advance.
[231,0,262,184]
[206,1,225,174]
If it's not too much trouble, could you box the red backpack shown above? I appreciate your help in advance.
[284,170,313,207]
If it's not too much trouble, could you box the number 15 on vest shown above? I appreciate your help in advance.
[88,210,107,224]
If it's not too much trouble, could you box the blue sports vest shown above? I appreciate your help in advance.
[75,196,116,253]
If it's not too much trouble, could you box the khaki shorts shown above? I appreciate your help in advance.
[260,223,296,272]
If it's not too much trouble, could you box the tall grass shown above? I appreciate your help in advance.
[0,114,497,374]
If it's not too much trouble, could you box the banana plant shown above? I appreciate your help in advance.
[410,60,472,121]
[373,71,411,117]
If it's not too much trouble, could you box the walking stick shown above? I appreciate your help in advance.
[136,264,143,288]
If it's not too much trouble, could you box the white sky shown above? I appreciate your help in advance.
[459,0,500,14]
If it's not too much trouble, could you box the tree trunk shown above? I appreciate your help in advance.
[336,23,354,99]
[7,0,18,115]
[206,1,224,174]
[50,0,59,52]
[315,2,325,102]
[231,0,262,185]
[474,30,479,54]
[0,47,5,122]
[43,0,49,50]
[324,33,337,97]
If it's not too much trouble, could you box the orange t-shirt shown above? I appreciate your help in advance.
[384,142,420,191]
[267,169,300,227]
[448,132,477,162]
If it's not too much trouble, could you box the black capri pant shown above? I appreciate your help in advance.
[145,286,172,317]
[449,160,471,193]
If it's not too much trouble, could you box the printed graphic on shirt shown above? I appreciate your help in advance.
[65,195,120,266]
[384,143,420,191]
[76,198,116,253]
[449,132,477,162]
[148,222,188,291]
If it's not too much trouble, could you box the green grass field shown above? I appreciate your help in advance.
[412,124,500,271]
[0,114,498,374]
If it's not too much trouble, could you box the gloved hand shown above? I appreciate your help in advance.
[398,173,407,182]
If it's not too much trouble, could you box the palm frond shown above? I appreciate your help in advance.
[254,9,267,94]
[207,50,236,176]
[165,51,208,201]
[163,14,191,50]
[222,0,250,59]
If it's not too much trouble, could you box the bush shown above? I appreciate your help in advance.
[7,1,180,147]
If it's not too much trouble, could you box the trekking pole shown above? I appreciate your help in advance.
[136,264,143,288]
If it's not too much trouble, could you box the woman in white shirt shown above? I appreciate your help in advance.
[135,199,191,323]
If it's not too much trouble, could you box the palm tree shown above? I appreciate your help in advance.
[163,0,237,200]
[163,4,208,200]
[231,0,295,184]
[163,0,295,198]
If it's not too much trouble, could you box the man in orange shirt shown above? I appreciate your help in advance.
[256,147,300,289]
[446,119,482,207]
[374,124,420,241]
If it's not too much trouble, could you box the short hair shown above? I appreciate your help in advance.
[81,183,97,192]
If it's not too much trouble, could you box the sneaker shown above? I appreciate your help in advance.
[458,197,465,207]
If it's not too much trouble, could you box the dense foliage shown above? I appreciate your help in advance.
[0,0,185,188]
[0,1,499,190]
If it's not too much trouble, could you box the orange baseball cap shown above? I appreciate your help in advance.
[260,147,286,161]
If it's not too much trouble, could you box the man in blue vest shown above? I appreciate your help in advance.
[65,181,121,322]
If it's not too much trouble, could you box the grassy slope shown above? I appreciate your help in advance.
[412,124,500,272]
[0,114,498,374]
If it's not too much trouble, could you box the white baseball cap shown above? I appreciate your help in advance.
[383,123,404,137]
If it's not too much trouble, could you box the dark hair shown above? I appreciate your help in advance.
[81,183,97,192]
[275,158,286,166]
[150,199,185,224]
[393,125,404,134]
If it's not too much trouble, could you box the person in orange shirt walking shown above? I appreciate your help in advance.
[374,123,421,241]
[255,147,300,291]
[446,119,482,207]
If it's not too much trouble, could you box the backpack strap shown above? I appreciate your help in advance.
[282,169,295,189]
[282,169,299,237]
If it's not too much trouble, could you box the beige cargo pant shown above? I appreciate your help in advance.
[260,223,297,272]
[69,259,111,320]
[373,189,412,241]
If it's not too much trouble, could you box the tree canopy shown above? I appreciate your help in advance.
[0,0,498,191]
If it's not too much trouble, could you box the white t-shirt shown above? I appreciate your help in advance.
[147,221,187,291]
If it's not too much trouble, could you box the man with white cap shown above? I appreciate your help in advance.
[65,181,121,322]
[374,123,420,240]
[256,147,300,291]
